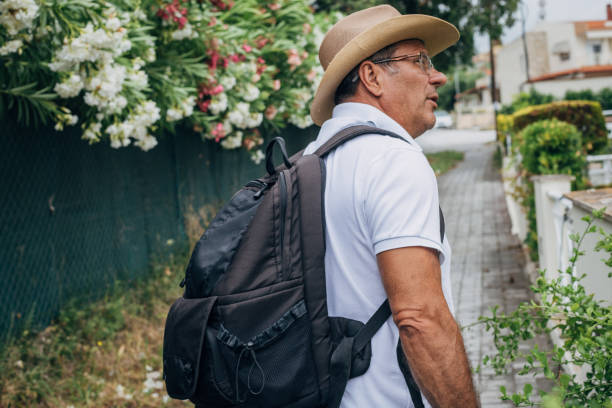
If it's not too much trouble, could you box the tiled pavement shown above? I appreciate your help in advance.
[432,141,551,407]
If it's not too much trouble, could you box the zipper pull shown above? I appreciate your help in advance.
[179,277,186,288]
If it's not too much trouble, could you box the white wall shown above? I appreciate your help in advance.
[532,75,612,97]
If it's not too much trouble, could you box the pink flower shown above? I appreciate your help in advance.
[211,123,226,142]
[198,100,211,112]
[265,105,278,120]
[210,85,224,95]
[273,80,281,91]
[268,3,281,10]
[307,69,317,82]
[287,49,301,70]
[252,74,261,83]
[256,37,269,49]
[242,44,252,53]
[207,50,220,70]
[302,23,311,34]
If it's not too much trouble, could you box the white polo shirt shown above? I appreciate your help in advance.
[304,103,454,408]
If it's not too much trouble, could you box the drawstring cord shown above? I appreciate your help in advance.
[234,342,266,402]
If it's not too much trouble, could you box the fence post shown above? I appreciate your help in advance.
[531,175,574,280]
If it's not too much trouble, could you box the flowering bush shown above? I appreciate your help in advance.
[0,0,338,162]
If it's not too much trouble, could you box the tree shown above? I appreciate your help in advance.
[471,0,520,131]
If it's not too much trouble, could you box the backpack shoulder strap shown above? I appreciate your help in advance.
[313,125,410,157]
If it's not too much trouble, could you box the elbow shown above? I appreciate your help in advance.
[392,303,455,338]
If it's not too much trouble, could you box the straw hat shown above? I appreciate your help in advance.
[310,5,460,126]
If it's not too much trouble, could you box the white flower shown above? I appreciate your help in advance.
[127,69,148,89]
[133,9,147,21]
[221,131,243,149]
[83,63,126,112]
[166,107,183,122]
[83,122,101,142]
[105,17,121,31]
[242,84,260,102]
[0,0,38,36]
[145,48,156,62]
[0,39,22,56]
[49,21,130,72]
[220,76,236,91]
[290,114,313,129]
[246,112,263,128]
[54,74,84,98]
[115,384,133,400]
[143,370,164,392]
[250,149,265,164]
[209,93,228,115]
[180,96,195,117]
[171,23,198,40]
[228,102,251,129]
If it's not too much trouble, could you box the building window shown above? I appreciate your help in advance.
[559,52,570,61]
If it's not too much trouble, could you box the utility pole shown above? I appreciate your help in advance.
[489,10,499,140]
[520,1,531,87]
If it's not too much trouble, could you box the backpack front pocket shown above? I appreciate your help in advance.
[204,297,320,407]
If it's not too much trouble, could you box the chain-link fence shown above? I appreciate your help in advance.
[0,121,316,343]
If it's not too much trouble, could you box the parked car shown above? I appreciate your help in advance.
[434,110,453,128]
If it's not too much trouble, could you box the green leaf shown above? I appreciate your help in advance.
[559,373,571,388]
[523,383,533,398]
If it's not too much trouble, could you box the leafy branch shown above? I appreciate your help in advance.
[0,83,60,127]
[472,209,612,407]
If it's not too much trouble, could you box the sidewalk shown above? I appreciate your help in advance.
[425,138,550,407]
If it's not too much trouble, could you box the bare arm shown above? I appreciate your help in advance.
[377,246,478,408]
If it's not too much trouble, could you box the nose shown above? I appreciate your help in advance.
[429,68,447,87]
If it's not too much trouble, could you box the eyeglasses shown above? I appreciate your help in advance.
[371,51,434,75]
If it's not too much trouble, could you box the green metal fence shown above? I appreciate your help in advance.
[0,121,316,341]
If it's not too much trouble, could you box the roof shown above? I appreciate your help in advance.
[528,65,612,83]
[455,85,488,100]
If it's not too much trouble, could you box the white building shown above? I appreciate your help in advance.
[497,5,612,105]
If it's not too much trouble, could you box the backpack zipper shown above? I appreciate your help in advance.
[279,171,287,280]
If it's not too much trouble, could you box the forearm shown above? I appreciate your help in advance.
[398,311,478,408]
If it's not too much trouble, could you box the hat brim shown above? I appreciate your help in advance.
[310,14,460,126]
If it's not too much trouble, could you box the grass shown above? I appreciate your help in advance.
[426,150,465,176]
[0,248,192,408]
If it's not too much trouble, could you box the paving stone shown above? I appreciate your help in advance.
[434,142,554,406]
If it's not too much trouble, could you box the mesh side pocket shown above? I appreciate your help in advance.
[204,300,319,407]
[163,296,217,400]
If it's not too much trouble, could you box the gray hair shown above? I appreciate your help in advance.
[333,42,401,105]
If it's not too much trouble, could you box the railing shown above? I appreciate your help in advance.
[586,154,612,187]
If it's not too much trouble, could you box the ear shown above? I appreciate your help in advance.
[357,61,385,97]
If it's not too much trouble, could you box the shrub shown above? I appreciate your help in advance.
[513,101,608,154]
[597,88,612,110]
[475,210,612,407]
[518,119,587,258]
[496,113,514,144]
[0,0,338,162]
[519,119,586,181]
[499,88,555,115]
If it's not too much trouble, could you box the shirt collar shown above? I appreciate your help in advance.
[318,102,421,151]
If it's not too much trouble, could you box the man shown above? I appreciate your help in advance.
[304,5,479,408]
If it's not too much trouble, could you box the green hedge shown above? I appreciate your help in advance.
[513,100,608,154]
[518,119,587,259]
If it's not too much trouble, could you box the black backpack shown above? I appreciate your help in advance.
[162,125,444,408]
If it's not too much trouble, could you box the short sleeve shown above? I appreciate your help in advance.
[362,148,443,255]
